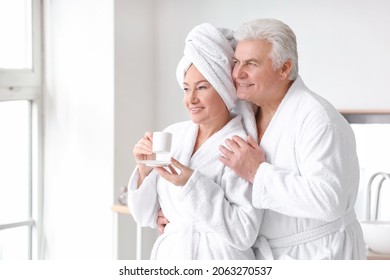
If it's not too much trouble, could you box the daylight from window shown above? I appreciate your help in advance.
[0,0,33,260]
[0,101,30,259]
[0,0,32,70]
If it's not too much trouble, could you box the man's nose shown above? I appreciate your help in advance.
[233,64,245,80]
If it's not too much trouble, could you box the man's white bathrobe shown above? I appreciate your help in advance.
[252,77,366,259]
[128,116,262,260]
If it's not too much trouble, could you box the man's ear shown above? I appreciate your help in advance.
[280,60,292,79]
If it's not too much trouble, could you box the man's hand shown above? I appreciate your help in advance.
[219,135,265,183]
[157,209,169,234]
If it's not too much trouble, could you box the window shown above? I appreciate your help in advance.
[0,0,41,260]
[0,0,32,70]
[0,0,40,89]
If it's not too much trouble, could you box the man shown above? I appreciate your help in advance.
[218,18,366,259]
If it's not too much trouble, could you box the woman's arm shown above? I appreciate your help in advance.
[127,168,160,228]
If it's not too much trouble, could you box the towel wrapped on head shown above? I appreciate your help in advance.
[176,23,237,110]
[176,23,258,141]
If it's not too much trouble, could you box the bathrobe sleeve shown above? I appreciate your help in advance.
[252,122,358,222]
[127,168,160,228]
[173,169,262,250]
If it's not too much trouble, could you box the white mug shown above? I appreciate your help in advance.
[152,132,172,154]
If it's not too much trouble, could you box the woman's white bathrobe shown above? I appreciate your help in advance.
[128,116,262,260]
[252,76,366,260]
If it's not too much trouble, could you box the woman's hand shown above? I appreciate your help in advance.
[155,158,194,186]
[219,135,265,183]
[133,132,155,182]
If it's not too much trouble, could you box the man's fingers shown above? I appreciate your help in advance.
[231,135,247,146]
[248,136,263,158]
[157,208,169,235]
[225,138,240,151]
[247,135,259,149]
[157,216,169,225]
[219,145,233,157]
[158,209,164,217]
[219,155,232,167]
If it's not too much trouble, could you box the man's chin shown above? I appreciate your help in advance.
[237,91,250,101]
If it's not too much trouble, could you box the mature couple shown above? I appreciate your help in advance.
[127,18,366,260]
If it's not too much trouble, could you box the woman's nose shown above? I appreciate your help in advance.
[188,90,198,102]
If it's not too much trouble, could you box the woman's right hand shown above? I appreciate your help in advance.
[133,132,155,180]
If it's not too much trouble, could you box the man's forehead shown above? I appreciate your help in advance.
[234,40,271,58]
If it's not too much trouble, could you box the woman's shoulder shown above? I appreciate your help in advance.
[223,115,248,138]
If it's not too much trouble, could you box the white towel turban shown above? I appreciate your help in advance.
[176,23,237,111]
[176,23,258,141]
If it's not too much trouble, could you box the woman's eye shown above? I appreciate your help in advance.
[183,87,189,93]
[198,86,207,90]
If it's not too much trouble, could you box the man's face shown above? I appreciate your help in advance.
[232,39,284,106]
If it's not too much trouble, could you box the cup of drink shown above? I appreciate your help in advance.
[152,132,172,160]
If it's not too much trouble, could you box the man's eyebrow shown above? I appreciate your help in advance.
[232,56,261,64]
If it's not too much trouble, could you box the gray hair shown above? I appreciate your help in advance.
[234,18,298,80]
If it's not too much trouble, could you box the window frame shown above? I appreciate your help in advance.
[0,0,41,92]
[0,0,42,260]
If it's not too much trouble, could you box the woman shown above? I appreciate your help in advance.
[127,23,261,260]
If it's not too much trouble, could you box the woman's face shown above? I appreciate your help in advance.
[183,65,229,127]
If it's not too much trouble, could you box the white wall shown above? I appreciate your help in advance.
[114,0,158,260]
[42,0,114,259]
[153,0,390,128]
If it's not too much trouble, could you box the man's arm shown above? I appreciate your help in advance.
[156,209,169,234]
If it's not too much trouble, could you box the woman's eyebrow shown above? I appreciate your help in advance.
[183,80,210,86]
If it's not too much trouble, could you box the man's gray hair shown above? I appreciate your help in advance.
[235,18,298,80]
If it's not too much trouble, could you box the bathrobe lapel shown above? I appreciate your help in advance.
[175,124,198,167]
[190,116,243,167]
[260,77,306,165]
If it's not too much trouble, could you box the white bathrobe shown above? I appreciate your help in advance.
[252,77,366,260]
[128,116,262,260]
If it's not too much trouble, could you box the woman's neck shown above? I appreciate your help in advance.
[193,114,231,155]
